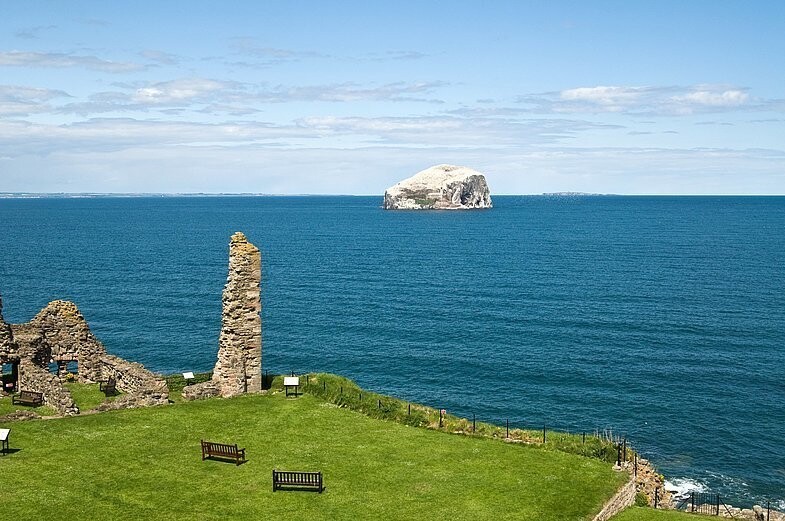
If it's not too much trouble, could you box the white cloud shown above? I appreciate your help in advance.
[132,78,228,104]
[521,84,763,116]
[560,86,646,107]
[0,51,143,72]
[671,88,749,107]
[0,84,70,116]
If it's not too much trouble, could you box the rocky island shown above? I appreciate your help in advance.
[383,164,493,210]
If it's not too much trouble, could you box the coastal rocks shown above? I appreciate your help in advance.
[209,232,263,398]
[635,458,673,508]
[383,164,493,210]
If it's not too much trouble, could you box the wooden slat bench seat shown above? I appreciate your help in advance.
[100,377,117,395]
[201,440,246,465]
[12,390,43,407]
[273,470,323,493]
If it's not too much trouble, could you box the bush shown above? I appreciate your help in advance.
[635,491,649,507]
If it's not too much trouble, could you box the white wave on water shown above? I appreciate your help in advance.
[665,477,708,501]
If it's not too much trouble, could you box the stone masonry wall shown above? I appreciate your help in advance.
[211,232,262,397]
[100,354,169,405]
[0,294,15,359]
[30,300,106,382]
[17,360,79,416]
[2,293,169,415]
[592,474,637,521]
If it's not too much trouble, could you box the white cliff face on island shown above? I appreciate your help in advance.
[383,164,493,210]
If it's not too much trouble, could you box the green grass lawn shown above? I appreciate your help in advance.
[0,382,115,416]
[0,393,56,416]
[612,506,716,520]
[0,391,628,520]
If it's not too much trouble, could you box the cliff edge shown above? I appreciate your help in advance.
[383,164,492,210]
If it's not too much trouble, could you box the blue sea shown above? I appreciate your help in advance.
[1,195,783,507]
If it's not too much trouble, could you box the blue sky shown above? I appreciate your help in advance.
[1,0,784,194]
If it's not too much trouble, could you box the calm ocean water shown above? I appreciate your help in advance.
[1,195,783,506]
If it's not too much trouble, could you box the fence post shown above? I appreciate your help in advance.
[408,403,411,415]
[472,413,476,433]
[691,492,695,513]
[378,399,381,409]
[359,392,362,401]
[543,425,546,444]
[623,437,627,461]
[582,431,585,444]
[306,375,309,388]
[323,381,326,391]
[506,419,509,438]
[634,453,637,476]
[616,444,621,466]
[767,500,770,521]
[654,487,659,509]
[439,409,443,428]
[716,494,720,516]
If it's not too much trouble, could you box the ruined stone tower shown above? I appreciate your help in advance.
[211,232,262,397]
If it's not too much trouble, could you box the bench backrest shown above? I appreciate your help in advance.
[273,470,322,484]
[202,441,239,455]
[20,390,43,400]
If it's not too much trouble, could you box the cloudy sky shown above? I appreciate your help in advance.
[1,1,784,194]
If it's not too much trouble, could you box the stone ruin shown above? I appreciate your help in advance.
[0,296,168,416]
[1,231,262,412]
[184,232,262,400]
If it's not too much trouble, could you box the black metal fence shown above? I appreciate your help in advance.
[677,492,732,516]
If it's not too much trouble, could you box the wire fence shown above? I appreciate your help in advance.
[269,370,635,466]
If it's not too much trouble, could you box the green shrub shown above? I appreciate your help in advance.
[635,491,649,507]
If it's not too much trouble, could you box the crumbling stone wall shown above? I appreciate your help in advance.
[10,324,50,367]
[29,300,106,382]
[17,360,79,416]
[100,355,168,405]
[211,232,262,397]
[0,292,169,415]
[0,294,15,359]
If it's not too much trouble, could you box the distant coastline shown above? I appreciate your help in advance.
[2,192,783,199]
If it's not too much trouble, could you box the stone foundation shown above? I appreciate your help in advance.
[181,381,221,401]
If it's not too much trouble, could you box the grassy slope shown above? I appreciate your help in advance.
[0,392,627,520]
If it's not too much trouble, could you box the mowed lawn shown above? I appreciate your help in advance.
[0,392,627,520]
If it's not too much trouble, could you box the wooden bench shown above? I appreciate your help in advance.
[12,390,43,407]
[201,440,246,465]
[273,470,323,493]
[100,377,117,395]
